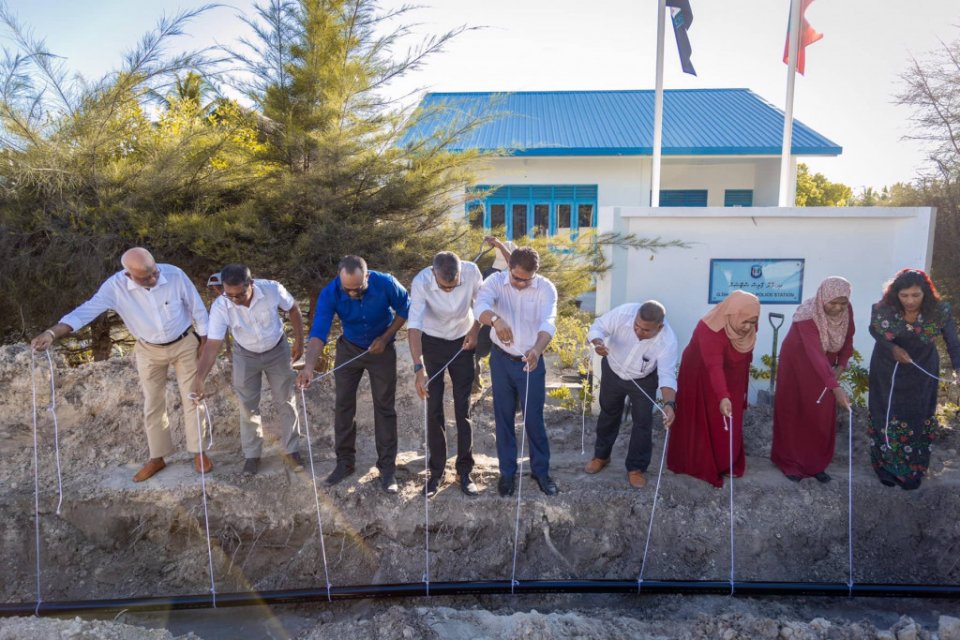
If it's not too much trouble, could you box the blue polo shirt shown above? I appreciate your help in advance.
[309,270,411,349]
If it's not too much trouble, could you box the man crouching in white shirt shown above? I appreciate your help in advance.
[584,300,678,489]
[192,264,305,476]
[474,247,558,497]
[31,247,210,482]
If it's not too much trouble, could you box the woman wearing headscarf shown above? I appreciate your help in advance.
[867,268,960,490]
[770,277,854,483]
[668,290,760,488]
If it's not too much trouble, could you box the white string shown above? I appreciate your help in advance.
[816,387,828,404]
[605,352,669,418]
[847,407,854,596]
[884,362,898,448]
[509,367,531,595]
[637,429,670,592]
[724,413,735,596]
[43,351,64,515]
[187,395,214,450]
[29,350,42,615]
[580,345,593,455]
[299,388,333,601]
[194,404,217,607]
[419,345,465,597]
[307,348,370,385]
[911,360,959,384]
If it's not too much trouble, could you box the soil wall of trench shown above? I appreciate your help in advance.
[2,343,960,606]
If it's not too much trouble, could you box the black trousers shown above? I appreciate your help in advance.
[333,337,397,475]
[423,333,475,478]
[593,357,659,472]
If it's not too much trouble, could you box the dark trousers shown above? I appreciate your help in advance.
[333,337,397,475]
[423,333,475,478]
[594,357,659,472]
[490,345,549,477]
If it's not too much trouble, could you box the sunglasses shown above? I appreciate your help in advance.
[509,270,535,283]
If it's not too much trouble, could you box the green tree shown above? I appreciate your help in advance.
[794,163,853,207]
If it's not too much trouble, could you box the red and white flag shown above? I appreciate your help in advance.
[783,0,822,75]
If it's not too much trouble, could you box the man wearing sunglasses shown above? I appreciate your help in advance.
[30,247,210,482]
[584,301,678,489]
[474,247,558,497]
[193,264,304,476]
[297,255,410,494]
[408,251,483,497]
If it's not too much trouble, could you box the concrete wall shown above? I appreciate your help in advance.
[595,206,937,390]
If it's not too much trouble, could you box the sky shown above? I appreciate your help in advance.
[4,0,960,191]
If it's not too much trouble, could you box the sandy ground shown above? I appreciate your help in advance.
[2,342,960,638]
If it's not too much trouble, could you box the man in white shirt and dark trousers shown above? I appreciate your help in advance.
[584,301,678,488]
[31,247,210,482]
[193,264,305,476]
[408,252,482,497]
[475,247,559,497]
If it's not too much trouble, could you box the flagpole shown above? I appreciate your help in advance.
[778,0,802,207]
[651,0,666,208]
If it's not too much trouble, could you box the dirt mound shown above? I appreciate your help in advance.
[3,343,960,636]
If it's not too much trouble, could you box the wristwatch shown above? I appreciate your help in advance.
[663,400,677,410]
[489,314,499,326]
[413,363,424,374]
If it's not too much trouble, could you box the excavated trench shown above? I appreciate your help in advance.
[3,343,960,637]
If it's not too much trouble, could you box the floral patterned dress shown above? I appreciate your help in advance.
[867,301,960,484]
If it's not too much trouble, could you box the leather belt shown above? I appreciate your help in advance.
[142,327,193,347]
[494,344,525,362]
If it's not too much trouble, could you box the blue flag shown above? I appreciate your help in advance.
[666,0,696,76]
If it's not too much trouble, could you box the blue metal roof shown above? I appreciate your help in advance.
[402,89,841,156]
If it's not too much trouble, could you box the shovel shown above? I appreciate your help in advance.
[768,312,785,394]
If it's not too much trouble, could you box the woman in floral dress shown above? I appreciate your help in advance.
[868,268,960,490]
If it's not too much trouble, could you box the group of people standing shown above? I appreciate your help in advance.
[587,268,958,493]
[29,244,960,496]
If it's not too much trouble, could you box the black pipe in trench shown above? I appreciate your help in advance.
[3,580,960,617]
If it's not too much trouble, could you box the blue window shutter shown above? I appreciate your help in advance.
[724,189,753,207]
[660,189,707,207]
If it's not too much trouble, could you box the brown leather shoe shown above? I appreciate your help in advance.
[628,470,647,489]
[194,453,213,474]
[133,458,166,482]
[584,457,609,474]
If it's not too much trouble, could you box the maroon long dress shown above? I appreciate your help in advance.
[667,320,753,488]
[770,308,855,477]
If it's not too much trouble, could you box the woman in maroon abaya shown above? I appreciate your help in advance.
[770,277,854,483]
[668,290,760,488]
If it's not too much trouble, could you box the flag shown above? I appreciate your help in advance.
[783,0,823,75]
[665,0,696,76]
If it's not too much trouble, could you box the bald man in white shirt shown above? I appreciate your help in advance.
[31,247,211,482]
[584,300,678,489]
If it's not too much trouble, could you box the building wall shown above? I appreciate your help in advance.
[595,206,937,396]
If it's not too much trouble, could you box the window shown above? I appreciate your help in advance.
[465,185,598,239]
[724,189,754,207]
[511,204,527,240]
[534,204,550,237]
[660,190,708,207]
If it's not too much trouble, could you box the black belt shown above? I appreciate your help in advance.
[142,327,193,347]
[494,344,525,362]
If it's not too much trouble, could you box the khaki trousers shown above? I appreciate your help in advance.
[134,332,207,457]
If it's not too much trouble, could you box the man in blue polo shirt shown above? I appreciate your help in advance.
[297,255,410,493]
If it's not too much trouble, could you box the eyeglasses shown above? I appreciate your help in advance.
[509,270,535,283]
[222,282,252,300]
[432,269,462,292]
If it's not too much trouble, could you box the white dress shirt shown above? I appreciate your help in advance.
[208,279,295,353]
[587,303,679,391]
[474,270,557,357]
[61,264,208,344]
[407,262,482,340]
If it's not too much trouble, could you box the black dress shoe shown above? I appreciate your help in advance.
[460,474,479,496]
[325,463,355,485]
[242,458,260,476]
[381,473,399,494]
[875,468,897,487]
[785,474,802,483]
[532,474,558,496]
[899,477,922,491]
[498,475,515,497]
[425,476,440,497]
[814,472,831,484]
